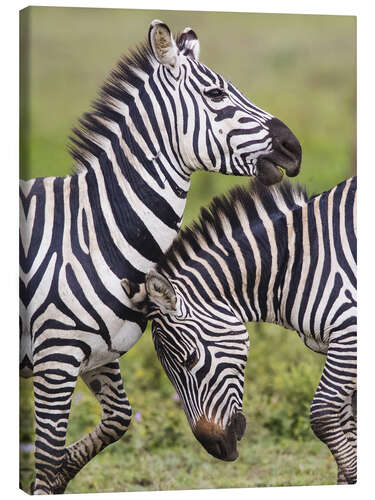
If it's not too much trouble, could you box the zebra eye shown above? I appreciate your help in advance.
[184,350,198,370]
[204,87,226,102]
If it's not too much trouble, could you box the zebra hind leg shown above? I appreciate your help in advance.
[337,390,357,485]
[310,343,357,484]
[52,360,132,494]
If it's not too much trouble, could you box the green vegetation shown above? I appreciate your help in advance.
[19,7,355,493]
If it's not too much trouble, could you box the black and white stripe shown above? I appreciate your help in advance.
[125,177,356,482]
[20,21,302,494]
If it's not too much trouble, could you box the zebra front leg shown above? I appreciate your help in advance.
[52,360,131,494]
[310,344,357,484]
[32,361,79,495]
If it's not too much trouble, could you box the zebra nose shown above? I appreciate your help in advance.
[194,425,238,461]
[193,413,245,462]
[268,117,302,177]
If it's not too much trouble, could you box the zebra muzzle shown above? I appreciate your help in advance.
[193,411,247,462]
[256,117,302,185]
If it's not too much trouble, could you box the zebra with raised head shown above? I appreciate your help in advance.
[123,177,357,484]
[20,20,302,494]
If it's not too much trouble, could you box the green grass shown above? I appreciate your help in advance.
[19,6,355,494]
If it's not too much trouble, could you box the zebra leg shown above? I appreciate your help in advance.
[52,360,131,494]
[32,362,79,495]
[337,390,357,484]
[310,345,357,484]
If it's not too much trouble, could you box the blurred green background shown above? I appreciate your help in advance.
[19,6,356,494]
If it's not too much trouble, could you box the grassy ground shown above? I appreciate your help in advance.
[19,7,355,494]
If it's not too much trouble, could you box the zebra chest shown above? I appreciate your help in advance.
[71,292,146,373]
[25,259,147,374]
[81,320,145,373]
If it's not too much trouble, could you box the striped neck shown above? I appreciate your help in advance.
[208,206,302,327]
[68,47,194,277]
[157,181,309,328]
[70,89,193,282]
[76,101,192,226]
[164,179,356,335]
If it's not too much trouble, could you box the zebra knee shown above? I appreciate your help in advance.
[113,407,132,439]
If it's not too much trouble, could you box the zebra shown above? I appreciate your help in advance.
[20,20,302,494]
[122,177,357,485]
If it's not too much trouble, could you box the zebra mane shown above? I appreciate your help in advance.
[157,180,309,275]
[69,27,202,173]
[69,41,155,171]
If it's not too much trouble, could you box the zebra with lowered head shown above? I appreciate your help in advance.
[123,176,357,485]
[20,20,302,494]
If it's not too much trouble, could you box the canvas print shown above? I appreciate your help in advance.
[19,7,356,495]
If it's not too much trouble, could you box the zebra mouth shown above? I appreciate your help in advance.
[256,157,284,186]
[256,154,300,186]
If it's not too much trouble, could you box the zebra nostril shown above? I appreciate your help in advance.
[231,411,247,441]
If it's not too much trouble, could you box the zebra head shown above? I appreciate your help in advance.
[121,270,249,461]
[148,20,302,185]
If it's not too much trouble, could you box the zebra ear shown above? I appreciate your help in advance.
[145,270,177,315]
[177,27,200,60]
[121,279,148,313]
[149,20,179,71]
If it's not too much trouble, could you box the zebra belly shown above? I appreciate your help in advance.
[290,269,356,356]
